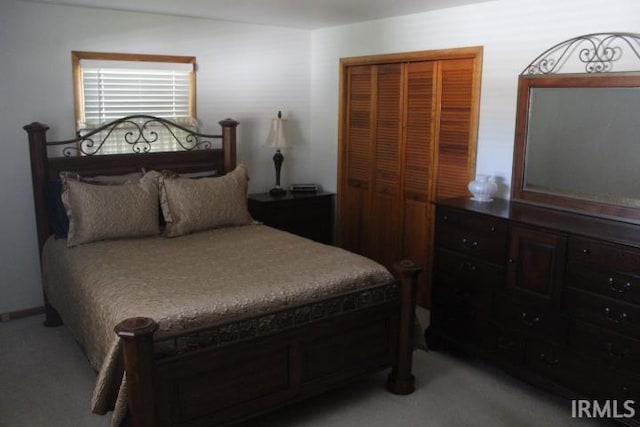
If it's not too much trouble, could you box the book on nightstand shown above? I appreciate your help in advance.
[289,183,319,193]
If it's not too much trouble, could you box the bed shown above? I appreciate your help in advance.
[24,115,421,427]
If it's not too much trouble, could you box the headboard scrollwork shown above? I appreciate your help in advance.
[45,115,230,156]
[24,115,239,253]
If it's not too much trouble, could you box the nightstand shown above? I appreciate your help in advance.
[248,192,335,245]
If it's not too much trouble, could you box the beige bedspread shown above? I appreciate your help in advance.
[41,224,392,423]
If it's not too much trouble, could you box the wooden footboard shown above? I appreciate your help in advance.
[115,261,421,427]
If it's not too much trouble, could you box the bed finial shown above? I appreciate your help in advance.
[219,118,239,172]
[24,121,51,256]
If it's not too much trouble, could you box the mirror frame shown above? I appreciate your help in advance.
[511,33,640,224]
[512,72,640,223]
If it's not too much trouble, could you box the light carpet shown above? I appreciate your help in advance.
[0,315,606,427]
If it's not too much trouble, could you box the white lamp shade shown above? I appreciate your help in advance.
[265,117,289,148]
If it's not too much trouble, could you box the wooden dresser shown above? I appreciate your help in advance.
[429,197,640,424]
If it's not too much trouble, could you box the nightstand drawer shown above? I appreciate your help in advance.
[248,192,334,244]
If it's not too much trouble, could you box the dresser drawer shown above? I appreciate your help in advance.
[566,261,640,305]
[526,339,640,403]
[432,249,503,309]
[474,320,526,366]
[435,208,507,264]
[430,304,483,343]
[495,294,567,342]
[526,340,584,388]
[568,237,640,274]
[570,321,640,374]
[565,288,640,338]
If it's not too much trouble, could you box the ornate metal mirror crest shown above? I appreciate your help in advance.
[512,32,640,223]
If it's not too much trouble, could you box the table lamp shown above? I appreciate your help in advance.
[265,111,290,196]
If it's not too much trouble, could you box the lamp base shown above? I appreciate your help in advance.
[269,187,286,197]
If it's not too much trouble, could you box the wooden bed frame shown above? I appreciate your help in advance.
[24,115,421,427]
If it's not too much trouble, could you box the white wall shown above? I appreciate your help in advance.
[0,0,311,313]
[308,0,640,198]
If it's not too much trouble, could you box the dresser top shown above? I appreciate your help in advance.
[436,197,640,249]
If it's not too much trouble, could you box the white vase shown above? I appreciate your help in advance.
[468,175,497,202]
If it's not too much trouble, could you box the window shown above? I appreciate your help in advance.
[72,51,197,154]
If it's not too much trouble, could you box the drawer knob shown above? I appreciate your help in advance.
[582,248,591,255]
[490,226,496,232]
[452,287,472,302]
[497,336,515,350]
[442,215,448,221]
[608,277,632,294]
[539,353,560,367]
[461,238,479,250]
[603,307,629,324]
[459,261,477,273]
[606,342,629,360]
[520,312,540,327]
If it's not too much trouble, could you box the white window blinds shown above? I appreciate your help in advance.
[80,60,194,124]
[74,56,197,154]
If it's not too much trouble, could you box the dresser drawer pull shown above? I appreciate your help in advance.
[603,307,629,324]
[539,353,560,367]
[520,312,541,327]
[451,287,472,302]
[461,238,479,250]
[497,336,516,350]
[606,342,629,360]
[582,248,591,255]
[608,277,631,294]
[459,261,478,273]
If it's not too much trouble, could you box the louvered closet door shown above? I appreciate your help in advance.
[340,65,374,254]
[339,48,481,307]
[402,61,437,305]
[435,58,477,199]
[369,64,403,269]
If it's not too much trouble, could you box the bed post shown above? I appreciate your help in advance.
[24,122,64,327]
[219,118,239,172]
[115,317,159,427]
[24,122,50,256]
[387,259,422,395]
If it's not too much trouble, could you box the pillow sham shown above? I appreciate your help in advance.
[160,169,218,179]
[61,172,160,247]
[47,171,145,239]
[160,164,253,237]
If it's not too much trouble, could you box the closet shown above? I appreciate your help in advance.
[337,48,483,306]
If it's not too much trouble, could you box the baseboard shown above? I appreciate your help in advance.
[0,306,45,322]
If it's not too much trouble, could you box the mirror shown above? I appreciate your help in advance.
[512,33,640,224]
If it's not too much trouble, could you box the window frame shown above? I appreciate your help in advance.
[71,51,197,126]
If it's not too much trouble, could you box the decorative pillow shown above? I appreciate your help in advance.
[48,171,145,239]
[82,171,144,184]
[159,169,218,179]
[160,164,253,237]
[61,172,160,247]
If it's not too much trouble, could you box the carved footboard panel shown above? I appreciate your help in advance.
[116,262,421,427]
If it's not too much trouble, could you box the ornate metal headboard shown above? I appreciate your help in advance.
[24,115,239,252]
